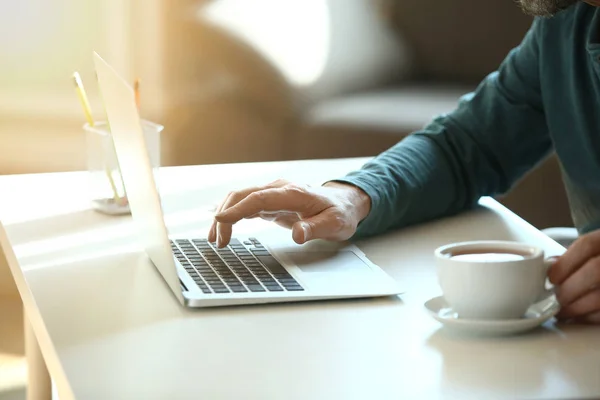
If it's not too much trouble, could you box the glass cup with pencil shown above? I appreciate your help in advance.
[73,72,163,215]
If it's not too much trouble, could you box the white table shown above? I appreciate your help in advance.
[2,158,599,400]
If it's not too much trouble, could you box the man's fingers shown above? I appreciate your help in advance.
[557,288,600,319]
[215,187,312,224]
[556,256,600,306]
[550,231,600,284]
[290,209,351,244]
[216,187,261,247]
[213,181,288,247]
[208,192,233,242]
[208,223,217,243]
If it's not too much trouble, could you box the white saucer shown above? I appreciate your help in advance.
[424,296,560,335]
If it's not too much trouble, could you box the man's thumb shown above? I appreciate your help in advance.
[291,215,331,244]
[291,221,311,244]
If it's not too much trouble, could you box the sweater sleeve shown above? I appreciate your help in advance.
[334,18,552,238]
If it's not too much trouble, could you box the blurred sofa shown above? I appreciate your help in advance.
[158,0,573,230]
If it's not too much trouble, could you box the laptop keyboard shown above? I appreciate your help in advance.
[171,238,304,294]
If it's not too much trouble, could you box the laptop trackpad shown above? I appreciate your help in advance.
[286,251,371,274]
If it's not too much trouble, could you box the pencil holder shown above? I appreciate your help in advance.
[84,120,163,215]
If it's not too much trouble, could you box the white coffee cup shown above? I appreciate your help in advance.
[434,240,554,320]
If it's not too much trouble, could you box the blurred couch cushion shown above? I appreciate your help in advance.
[305,84,472,131]
[286,84,472,159]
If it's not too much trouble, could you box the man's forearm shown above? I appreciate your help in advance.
[335,124,472,238]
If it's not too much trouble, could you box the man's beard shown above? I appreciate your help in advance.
[518,0,579,16]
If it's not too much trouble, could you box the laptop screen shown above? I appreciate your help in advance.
[93,52,184,304]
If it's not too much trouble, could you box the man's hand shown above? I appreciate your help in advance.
[208,179,371,248]
[549,229,600,323]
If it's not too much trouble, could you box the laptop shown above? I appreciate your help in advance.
[92,52,401,307]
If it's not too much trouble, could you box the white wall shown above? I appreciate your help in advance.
[0,0,163,173]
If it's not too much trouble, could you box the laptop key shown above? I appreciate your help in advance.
[278,278,299,285]
[219,270,235,276]
[254,255,286,273]
[230,286,247,293]
[285,285,304,291]
[256,277,273,283]
[213,287,230,293]
[254,270,271,276]
[248,268,267,275]
[266,285,284,292]
[247,284,266,292]
[251,250,271,256]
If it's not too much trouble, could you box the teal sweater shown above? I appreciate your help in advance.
[339,3,600,238]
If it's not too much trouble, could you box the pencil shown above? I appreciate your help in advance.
[134,78,140,111]
[72,72,95,127]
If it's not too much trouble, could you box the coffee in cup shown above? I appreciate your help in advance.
[435,241,554,320]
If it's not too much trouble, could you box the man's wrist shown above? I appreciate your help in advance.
[323,181,372,223]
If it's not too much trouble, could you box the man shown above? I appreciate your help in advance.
[209,0,600,324]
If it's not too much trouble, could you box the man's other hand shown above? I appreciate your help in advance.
[208,180,371,248]
[549,229,600,323]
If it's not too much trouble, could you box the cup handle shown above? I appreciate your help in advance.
[534,257,558,303]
